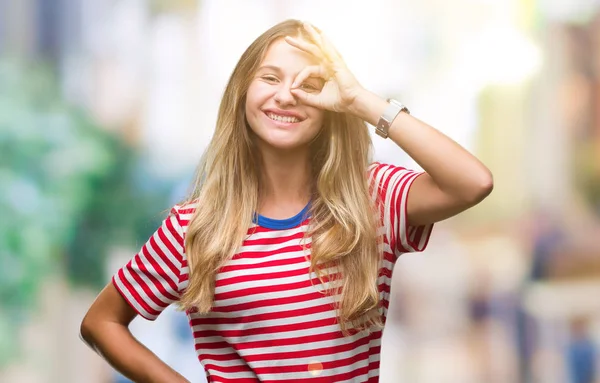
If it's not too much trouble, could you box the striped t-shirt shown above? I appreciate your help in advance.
[113,162,434,382]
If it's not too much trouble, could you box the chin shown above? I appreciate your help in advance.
[259,135,312,152]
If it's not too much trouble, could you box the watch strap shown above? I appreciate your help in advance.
[375,99,409,139]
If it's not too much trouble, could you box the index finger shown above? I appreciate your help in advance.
[302,23,343,64]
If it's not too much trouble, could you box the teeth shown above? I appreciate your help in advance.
[268,113,300,123]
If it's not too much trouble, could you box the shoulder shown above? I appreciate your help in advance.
[169,200,199,233]
[368,161,409,172]
[367,161,412,184]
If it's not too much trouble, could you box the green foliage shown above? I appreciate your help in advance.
[0,59,173,365]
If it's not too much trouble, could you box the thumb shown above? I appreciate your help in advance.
[291,88,321,108]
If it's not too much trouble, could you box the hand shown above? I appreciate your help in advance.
[285,23,365,114]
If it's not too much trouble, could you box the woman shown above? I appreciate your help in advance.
[80,19,493,382]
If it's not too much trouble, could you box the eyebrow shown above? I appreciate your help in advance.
[256,64,282,73]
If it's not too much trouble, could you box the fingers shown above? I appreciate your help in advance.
[285,23,342,64]
[302,22,323,47]
[302,22,343,63]
[291,65,329,88]
[284,36,322,59]
[290,87,318,107]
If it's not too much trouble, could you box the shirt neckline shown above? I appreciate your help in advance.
[253,202,311,230]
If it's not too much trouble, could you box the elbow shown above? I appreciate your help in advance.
[79,315,95,348]
[463,170,493,206]
[471,171,494,204]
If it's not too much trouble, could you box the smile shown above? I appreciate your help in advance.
[266,112,301,124]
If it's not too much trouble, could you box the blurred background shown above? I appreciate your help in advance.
[1,0,600,382]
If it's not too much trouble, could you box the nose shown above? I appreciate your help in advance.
[274,83,296,106]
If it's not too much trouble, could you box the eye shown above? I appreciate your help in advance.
[300,82,321,92]
[261,75,279,83]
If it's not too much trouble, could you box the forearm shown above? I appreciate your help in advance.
[81,322,189,383]
[349,89,492,201]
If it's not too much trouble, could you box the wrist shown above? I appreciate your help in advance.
[346,89,388,126]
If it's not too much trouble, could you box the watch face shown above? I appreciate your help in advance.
[388,99,409,113]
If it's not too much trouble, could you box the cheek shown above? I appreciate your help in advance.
[307,109,325,131]
[245,87,264,128]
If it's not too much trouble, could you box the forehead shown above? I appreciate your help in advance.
[258,38,319,74]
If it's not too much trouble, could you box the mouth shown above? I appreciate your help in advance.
[264,111,304,124]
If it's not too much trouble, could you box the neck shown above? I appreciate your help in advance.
[257,145,312,211]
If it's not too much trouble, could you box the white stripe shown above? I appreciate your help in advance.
[194,294,337,319]
[338,371,375,383]
[202,323,344,344]
[199,357,250,367]
[255,353,372,380]
[212,276,337,308]
[215,264,337,293]
[121,267,166,313]
[193,335,228,346]
[226,247,311,267]
[377,274,392,288]
[192,307,337,332]
[250,343,372,368]
[159,215,184,260]
[216,258,311,283]
[245,225,309,240]
[113,275,156,320]
[233,333,381,359]
[144,229,182,285]
[238,235,311,253]
[204,370,257,379]
[130,256,179,304]
[135,247,180,298]
[396,172,419,251]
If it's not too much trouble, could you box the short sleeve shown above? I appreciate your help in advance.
[368,162,434,256]
[112,206,186,320]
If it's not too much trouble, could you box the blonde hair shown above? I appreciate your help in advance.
[179,19,383,334]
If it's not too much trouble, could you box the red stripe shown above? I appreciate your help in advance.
[214,273,339,301]
[252,348,371,374]
[242,231,306,246]
[133,252,179,302]
[262,364,373,383]
[391,170,414,253]
[199,353,244,362]
[246,220,309,235]
[219,255,309,273]
[191,303,334,326]
[211,290,330,313]
[194,317,338,339]
[147,234,180,291]
[164,213,184,247]
[203,363,254,374]
[378,282,390,295]
[235,244,307,259]
[126,259,171,309]
[245,336,372,364]
[216,265,311,287]
[208,376,258,383]
[111,275,153,320]
[233,330,353,351]
[116,268,160,318]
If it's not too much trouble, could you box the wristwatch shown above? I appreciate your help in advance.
[375,99,410,139]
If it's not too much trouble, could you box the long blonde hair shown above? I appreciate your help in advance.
[179,19,383,333]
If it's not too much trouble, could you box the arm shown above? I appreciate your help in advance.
[80,283,190,383]
[348,90,493,226]
[286,23,493,226]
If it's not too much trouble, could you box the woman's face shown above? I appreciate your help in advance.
[245,38,325,153]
